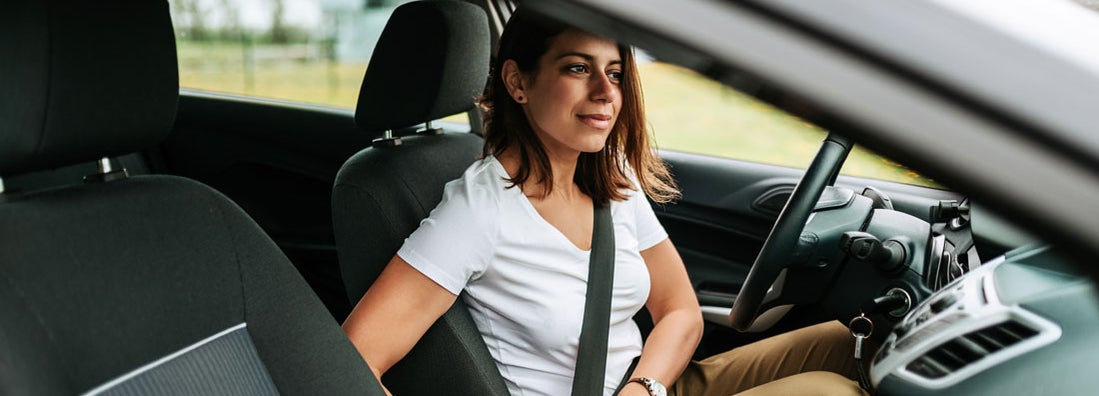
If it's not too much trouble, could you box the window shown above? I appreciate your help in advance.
[639,61,938,187]
[172,0,469,123]
[170,0,366,108]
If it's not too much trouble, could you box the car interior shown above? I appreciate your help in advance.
[3,0,1098,395]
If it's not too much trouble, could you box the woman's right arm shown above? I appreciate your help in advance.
[342,255,459,392]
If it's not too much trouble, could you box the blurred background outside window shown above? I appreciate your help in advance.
[171,0,937,187]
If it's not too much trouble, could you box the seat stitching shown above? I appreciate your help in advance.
[207,189,249,326]
[395,164,429,215]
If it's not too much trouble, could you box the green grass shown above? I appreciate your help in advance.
[176,39,937,187]
[639,63,938,187]
[177,40,366,108]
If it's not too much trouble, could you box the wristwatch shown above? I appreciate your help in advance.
[628,377,667,396]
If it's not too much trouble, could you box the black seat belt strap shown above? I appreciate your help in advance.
[572,204,615,396]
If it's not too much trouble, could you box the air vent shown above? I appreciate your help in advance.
[905,320,1038,379]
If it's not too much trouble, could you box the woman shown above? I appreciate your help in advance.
[343,7,866,396]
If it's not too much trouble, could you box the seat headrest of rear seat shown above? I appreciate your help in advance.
[0,0,178,176]
[354,1,490,135]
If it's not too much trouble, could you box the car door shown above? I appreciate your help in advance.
[162,93,372,320]
[156,1,475,320]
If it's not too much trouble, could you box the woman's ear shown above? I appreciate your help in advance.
[502,60,528,104]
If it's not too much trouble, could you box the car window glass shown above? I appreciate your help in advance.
[170,0,468,123]
[640,61,939,187]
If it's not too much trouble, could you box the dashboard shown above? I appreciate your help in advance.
[871,245,1099,395]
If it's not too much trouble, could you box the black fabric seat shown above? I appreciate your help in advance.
[331,1,506,394]
[0,1,382,395]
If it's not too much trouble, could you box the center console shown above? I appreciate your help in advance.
[870,252,1062,389]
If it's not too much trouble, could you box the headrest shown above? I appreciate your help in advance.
[355,1,490,134]
[0,0,178,176]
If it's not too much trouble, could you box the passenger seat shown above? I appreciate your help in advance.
[0,1,383,394]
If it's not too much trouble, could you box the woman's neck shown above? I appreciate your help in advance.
[497,146,583,201]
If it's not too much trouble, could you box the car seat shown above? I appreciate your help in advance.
[330,1,507,394]
[0,1,383,394]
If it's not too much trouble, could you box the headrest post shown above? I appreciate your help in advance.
[372,130,403,147]
[417,119,444,135]
[83,157,129,184]
[98,157,114,173]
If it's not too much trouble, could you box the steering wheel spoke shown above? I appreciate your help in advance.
[730,133,853,331]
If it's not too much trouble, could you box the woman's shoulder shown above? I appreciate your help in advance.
[440,156,509,204]
[451,156,507,188]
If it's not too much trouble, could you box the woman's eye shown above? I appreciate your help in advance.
[607,70,623,82]
[566,64,588,74]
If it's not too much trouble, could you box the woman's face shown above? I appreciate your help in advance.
[505,30,623,157]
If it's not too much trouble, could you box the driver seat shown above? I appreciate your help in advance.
[331,1,506,395]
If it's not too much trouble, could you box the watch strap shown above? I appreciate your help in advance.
[628,377,666,396]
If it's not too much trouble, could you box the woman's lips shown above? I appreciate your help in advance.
[578,113,612,129]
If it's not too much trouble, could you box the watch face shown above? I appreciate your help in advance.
[641,378,667,396]
[650,383,667,396]
[650,385,667,396]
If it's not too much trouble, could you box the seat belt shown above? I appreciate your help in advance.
[571,204,615,396]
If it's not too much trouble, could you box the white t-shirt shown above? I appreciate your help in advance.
[397,156,668,396]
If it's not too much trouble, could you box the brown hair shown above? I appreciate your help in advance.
[479,8,679,205]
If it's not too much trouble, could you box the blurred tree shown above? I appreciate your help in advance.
[270,0,288,44]
[173,0,210,41]
[217,0,242,40]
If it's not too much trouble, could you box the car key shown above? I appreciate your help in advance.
[849,313,874,359]
[849,313,874,391]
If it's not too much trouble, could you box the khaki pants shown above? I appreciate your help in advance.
[670,321,869,396]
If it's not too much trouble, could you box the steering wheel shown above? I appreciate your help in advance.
[729,133,853,331]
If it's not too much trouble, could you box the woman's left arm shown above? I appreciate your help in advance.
[620,238,703,395]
